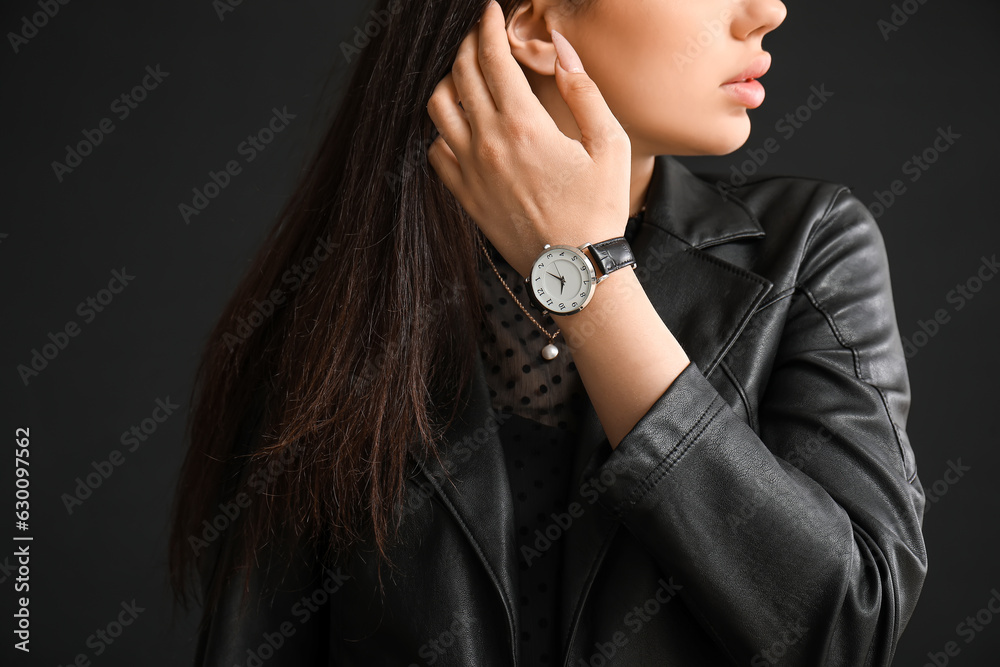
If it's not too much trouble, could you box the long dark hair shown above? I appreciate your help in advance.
[168,0,597,625]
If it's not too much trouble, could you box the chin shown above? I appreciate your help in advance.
[656,117,752,157]
[701,115,753,155]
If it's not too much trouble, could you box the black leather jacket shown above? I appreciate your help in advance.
[194,155,927,666]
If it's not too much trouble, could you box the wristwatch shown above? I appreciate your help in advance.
[523,236,637,317]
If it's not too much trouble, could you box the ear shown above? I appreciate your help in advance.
[505,1,559,76]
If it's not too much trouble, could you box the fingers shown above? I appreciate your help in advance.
[428,72,471,160]
[427,130,463,198]
[450,20,493,132]
[550,29,628,159]
[427,75,466,199]
[477,0,535,116]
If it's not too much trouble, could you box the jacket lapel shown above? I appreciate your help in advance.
[406,350,522,663]
[408,155,775,666]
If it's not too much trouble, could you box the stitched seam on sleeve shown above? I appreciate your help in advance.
[801,187,912,479]
[617,395,722,512]
[802,185,851,264]
[618,397,726,517]
[797,286,909,475]
[873,382,914,482]
[663,399,726,474]
[799,286,864,381]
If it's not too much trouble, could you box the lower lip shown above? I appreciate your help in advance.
[721,79,765,108]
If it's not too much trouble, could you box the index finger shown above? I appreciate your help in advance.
[477,0,540,116]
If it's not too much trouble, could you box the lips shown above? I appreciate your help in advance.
[721,53,772,108]
[724,52,772,85]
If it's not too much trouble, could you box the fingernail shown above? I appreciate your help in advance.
[551,29,584,73]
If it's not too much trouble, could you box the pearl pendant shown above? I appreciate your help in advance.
[541,343,559,361]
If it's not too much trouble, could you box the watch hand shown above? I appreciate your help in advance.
[547,272,564,282]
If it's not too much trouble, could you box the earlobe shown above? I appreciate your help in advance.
[505,3,559,76]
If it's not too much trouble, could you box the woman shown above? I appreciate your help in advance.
[169,0,928,665]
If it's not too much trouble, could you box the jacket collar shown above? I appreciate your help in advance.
[642,154,764,249]
[408,154,773,666]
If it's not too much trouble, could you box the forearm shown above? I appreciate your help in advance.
[551,266,689,449]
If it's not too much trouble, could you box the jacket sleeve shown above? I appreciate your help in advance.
[592,187,927,666]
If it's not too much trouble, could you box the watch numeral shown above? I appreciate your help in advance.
[536,287,544,294]
[558,302,565,309]
[537,263,544,269]
[572,301,578,307]
[545,298,554,305]
[546,253,553,259]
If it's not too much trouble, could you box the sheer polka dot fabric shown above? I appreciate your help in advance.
[473,212,644,664]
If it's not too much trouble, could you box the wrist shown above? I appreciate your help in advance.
[549,265,639,339]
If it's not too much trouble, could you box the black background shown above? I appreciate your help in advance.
[1,0,997,665]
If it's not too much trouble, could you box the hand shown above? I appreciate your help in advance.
[425,0,632,280]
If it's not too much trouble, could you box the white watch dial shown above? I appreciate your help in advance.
[529,245,597,315]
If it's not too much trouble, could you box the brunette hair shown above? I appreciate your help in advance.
[167,0,598,628]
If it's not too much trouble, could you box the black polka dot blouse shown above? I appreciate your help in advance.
[474,212,644,665]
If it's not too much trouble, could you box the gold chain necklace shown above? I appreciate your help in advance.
[476,204,646,362]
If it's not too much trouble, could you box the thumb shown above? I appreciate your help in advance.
[551,29,623,156]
